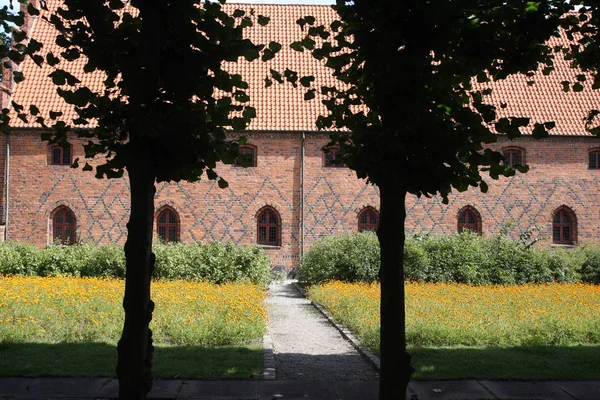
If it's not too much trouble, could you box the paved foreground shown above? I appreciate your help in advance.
[1,281,600,399]
[1,377,599,399]
[265,281,378,381]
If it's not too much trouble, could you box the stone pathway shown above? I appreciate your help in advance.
[265,280,378,381]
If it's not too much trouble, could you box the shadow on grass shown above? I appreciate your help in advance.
[411,345,600,380]
[0,342,262,379]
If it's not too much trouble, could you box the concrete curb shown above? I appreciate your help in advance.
[262,332,276,380]
[291,282,381,372]
[262,286,276,380]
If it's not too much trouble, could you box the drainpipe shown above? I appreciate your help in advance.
[4,133,9,241]
[300,131,305,261]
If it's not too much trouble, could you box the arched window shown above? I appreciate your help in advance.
[553,206,576,245]
[503,146,525,167]
[457,206,482,234]
[234,144,257,167]
[256,206,281,246]
[50,144,72,165]
[156,207,180,243]
[323,147,342,167]
[358,207,379,232]
[589,149,600,169]
[52,207,76,245]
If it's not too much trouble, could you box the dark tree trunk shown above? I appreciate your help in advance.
[377,184,412,400]
[116,158,156,400]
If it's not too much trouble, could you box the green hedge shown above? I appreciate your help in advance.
[298,231,593,285]
[0,242,271,286]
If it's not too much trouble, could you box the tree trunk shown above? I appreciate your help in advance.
[377,184,412,400]
[116,160,156,400]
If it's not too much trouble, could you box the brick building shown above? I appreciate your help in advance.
[1,2,600,269]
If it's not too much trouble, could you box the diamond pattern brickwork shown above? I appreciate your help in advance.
[7,132,600,269]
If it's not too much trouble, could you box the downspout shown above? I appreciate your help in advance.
[300,131,305,261]
[4,134,8,241]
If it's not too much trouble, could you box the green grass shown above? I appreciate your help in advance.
[411,345,600,380]
[0,342,263,379]
[309,281,600,380]
[0,276,267,379]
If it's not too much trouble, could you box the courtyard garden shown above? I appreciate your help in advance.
[1,232,599,380]
[299,231,600,380]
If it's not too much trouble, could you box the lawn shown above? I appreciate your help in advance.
[308,281,600,380]
[0,276,266,378]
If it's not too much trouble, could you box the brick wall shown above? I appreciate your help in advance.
[5,131,600,269]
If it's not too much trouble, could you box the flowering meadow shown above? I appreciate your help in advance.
[0,276,266,346]
[308,281,600,352]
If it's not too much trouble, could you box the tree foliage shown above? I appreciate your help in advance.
[1,1,279,398]
[287,1,574,399]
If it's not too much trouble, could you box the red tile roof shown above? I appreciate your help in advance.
[6,2,600,135]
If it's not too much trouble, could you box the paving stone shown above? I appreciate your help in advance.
[258,380,338,400]
[333,381,379,400]
[69,378,110,397]
[27,378,74,397]
[94,378,118,398]
[148,379,183,399]
[178,380,259,399]
[480,380,574,400]
[555,381,600,400]
[409,380,494,400]
[0,377,32,397]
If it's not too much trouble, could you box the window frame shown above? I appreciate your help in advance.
[156,207,180,243]
[552,206,576,245]
[323,147,343,168]
[457,206,482,235]
[256,206,281,247]
[502,146,525,167]
[358,207,379,232]
[52,206,76,245]
[234,144,257,168]
[588,149,600,169]
[49,143,72,166]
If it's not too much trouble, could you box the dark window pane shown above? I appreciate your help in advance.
[65,212,72,224]
[503,152,511,165]
[55,212,63,224]
[259,212,266,223]
[591,153,598,169]
[158,212,166,223]
[512,152,521,165]
[554,213,561,223]
[467,211,475,224]
[168,211,176,224]
[63,146,71,164]
[258,227,267,242]
[369,212,377,224]
[562,212,569,223]
[553,226,560,242]
[563,226,570,241]
[53,148,61,164]
[169,227,176,242]
[458,213,466,223]
[55,227,62,241]
[360,213,367,224]
[158,227,166,242]
[269,227,277,244]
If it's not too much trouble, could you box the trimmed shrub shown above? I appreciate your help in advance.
[576,242,600,284]
[298,232,380,285]
[0,241,271,286]
[300,231,584,286]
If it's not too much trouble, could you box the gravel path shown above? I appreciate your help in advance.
[266,280,379,381]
